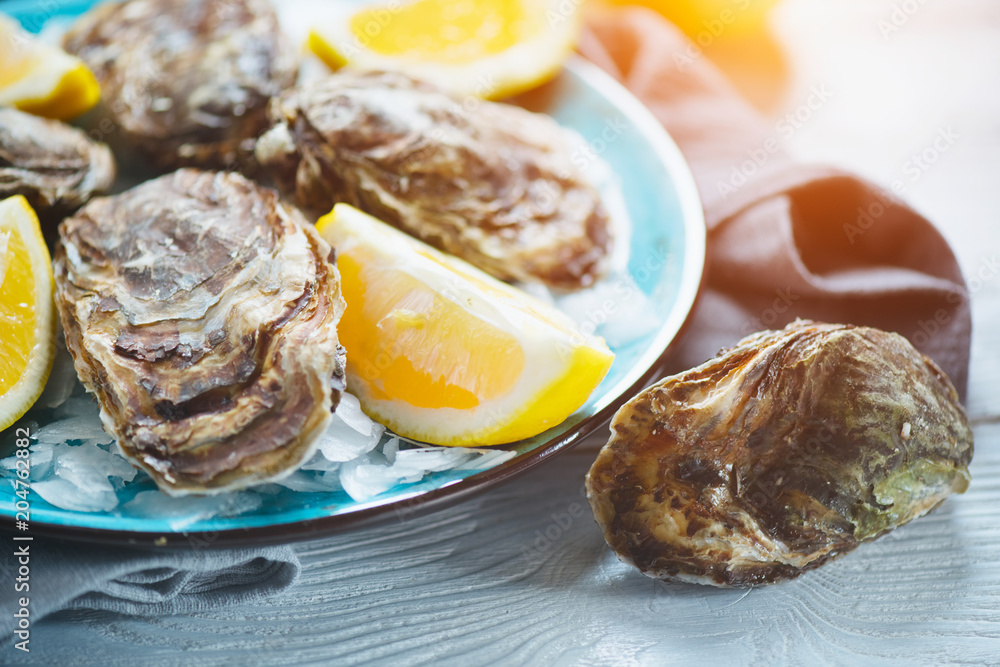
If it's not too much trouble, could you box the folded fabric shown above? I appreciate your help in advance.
[579,8,972,397]
[0,532,299,637]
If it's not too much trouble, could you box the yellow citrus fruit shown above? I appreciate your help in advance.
[316,204,614,446]
[0,15,100,120]
[0,195,56,432]
[600,0,779,38]
[308,0,582,99]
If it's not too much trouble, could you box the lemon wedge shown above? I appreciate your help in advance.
[0,15,100,120]
[316,204,614,446]
[308,0,581,99]
[0,195,56,432]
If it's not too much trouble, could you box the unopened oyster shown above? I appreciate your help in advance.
[0,108,115,225]
[586,321,974,587]
[255,70,612,290]
[62,0,298,172]
[54,170,346,495]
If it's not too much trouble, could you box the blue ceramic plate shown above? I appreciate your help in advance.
[0,0,705,547]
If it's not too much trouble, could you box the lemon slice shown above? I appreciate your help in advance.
[0,15,100,120]
[308,0,581,99]
[0,195,56,432]
[316,204,614,446]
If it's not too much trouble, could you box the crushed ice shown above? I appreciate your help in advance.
[1,364,517,522]
[338,442,506,503]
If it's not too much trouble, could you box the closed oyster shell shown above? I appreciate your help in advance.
[586,321,974,587]
[255,70,612,290]
[62,0,298,172]
[54,169,346,495]
[0,108,115,224]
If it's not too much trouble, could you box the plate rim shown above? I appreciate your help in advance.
[1,57,706,549]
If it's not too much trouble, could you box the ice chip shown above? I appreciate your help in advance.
[34,344,78,410]
[54,395,104,419]
[554,272,658,348]
[318,469,343,492]
[317,415,382,463]
[27,442,55,477]
[33,478,119,512]
[273,470,338,493]
[123,490,262,531]
[12,440,140,513]
[339,445,482,502]
[53,442,137,489]
[340,454,399,502]
[34,397,113,446]
[382,437,400,464]
[393,448,474,477]
[596,275,660,348]
[597,168,633,277]
[334,392,379,435]
[299,450,342,472]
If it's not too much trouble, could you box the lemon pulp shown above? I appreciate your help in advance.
[352,0,541,64]
[317,204,614,446]
[309,0,581,99]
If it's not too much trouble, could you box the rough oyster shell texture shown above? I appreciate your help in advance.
[255,70,612,290]
[0,107,115,224]
[53,169,346,495]
[62,0,298,172]
[586,321,974,587]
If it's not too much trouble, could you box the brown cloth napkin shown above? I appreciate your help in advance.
[579,8,972,398]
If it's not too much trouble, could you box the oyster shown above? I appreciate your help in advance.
[255,70,612,290]
[0,108,115,225]
[53,169,346,495]
[62,0,298,172]
[586,321,974,587]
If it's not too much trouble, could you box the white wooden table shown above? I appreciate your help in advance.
[12,1,1000,664]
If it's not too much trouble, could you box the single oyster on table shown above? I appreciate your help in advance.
[62,0,298,172]
[586,321,974,587]
[0,108,115,225]
[255,70,612,291]
[53,169,346,496]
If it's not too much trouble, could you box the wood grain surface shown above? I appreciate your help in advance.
[8,0,1000,664]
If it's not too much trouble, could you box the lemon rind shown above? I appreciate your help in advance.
[0,196,56,432]
[15,63,101,121]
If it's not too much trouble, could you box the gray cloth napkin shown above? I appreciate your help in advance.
[0,532,299,636]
